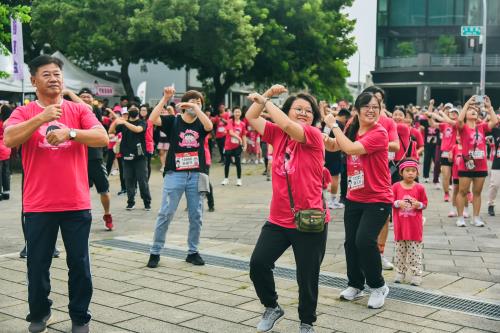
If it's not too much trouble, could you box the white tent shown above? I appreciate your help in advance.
[52,51,125,96]
[0,50,36,93]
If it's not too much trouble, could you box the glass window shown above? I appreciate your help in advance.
[467,0,482,25]
[487,0,500,25]
[429,0,455,25]
[455,0,465,25]
[389,0,426,26]
[378,0,388,26]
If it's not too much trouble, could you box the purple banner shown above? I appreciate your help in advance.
[10,18,25,81]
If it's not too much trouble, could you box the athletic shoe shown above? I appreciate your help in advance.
[423,178,429,183]
[410,275,422,286]
[255,159,259,165]
[19,245,27,258]
[236,179,242,186]
[299,323,315,333]
[71,321,90,333]
[256,305,284,332]
[266,173,271,181]
[456,218,466,227]
[53,248,60,258]
[339,286,365,301]
[467,192,473,203]
[471,217,485,227]
[242,158,247,164]
[28,312,54,333]
[367,285,389,309]
[221,178,229,186]
[103,214,113,231]
[434,183,441,190]
[1,192,9,200]
[444,193,450,202]
[448,209,458,217]
[463,209,470,218]
[328,198,335,209]
[262,170,268,176]
[488,205,495,216]
[144,204,151,211]
[381,255,394,270]
[333,201,345,209]
[110,169,119,176]
[147,254,160,268]
[394,273,405,284]
[259,158,264,164]
[117,189,127,196]
[208,207,215,212]
[186,252,205,266]
[126,204,135,210]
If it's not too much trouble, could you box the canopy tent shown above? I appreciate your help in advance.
[0,51,36,93]
[51,51,125,96]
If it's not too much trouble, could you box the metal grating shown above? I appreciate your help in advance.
[94,238,500,321]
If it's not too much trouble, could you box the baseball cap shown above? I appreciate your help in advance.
[78,87,94,96]
[450,108,459,113]
[444,103,453,109]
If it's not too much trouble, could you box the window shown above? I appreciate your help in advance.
[378,0,388,26]
[487,0,500,25]
[467,0,482,25]
[389,0,426,26]
[429,0,455,25]
[455,0,465,25]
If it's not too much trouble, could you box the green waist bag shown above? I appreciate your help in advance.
[294,209,326,233]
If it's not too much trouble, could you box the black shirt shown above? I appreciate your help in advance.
[160,115,209,173]
[492,126,500,170]
[420,118,439,145]
[88,107,104,160]
[116,119,147,160]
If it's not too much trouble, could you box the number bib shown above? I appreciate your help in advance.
[231,137,240,144]
[348,171,365,190]
[217,126,225,133]
[388,152,395,161]
[470,150,485,159]
[175,152,199,170]
[441,151,450,158]
[497,149,500,158]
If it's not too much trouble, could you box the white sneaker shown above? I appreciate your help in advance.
[339,287,365,301]
[236,179,242,186]
[333,202,345,209]
[472,217,485,227]
[255,159,259,165]
[367,285,389,309]
[242,158,247,164]
[456,218,466,227]
[410,275,422,286]
[434,183,441,190]
[221,178,229,186]
[448,208,458,217]
[381,255,394,270]
[259,158,264,164]
[394,273,405,284]
[110,169,119,176]
[423,178,430,183]
[328,198,335,209]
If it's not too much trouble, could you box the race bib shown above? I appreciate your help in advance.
[470,150,485,159]
[497,149,500,158]
[175,152,199,170]
[348,171,364,190]
[441,151,450,158]
[388,152,395,161]
[217,126,225,133]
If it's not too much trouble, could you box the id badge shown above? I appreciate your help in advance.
[388,152,395,161]
[175,152,200,170]
[441,151,450,158]
[497,149,500,158]
[470,150,485,159]
[217,126,225,133]
[348,171,364,190]
[231,137,239,144]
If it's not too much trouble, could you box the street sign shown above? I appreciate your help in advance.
[461,26,482,36]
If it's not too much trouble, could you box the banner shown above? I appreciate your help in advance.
[136,81,147,104]
[94,85,114,96]
[10,18,24,81]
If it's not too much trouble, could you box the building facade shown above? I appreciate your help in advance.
[373,0,500,109]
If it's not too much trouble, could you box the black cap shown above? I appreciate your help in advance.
[78,88,93,96]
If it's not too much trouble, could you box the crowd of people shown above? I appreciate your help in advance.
[1,54,499,333]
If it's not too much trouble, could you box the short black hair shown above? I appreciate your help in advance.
[362,86,385,101]
[337,108,351,118]
[78,88,93,96]
[28,55,63,76]
[181,90,204,106]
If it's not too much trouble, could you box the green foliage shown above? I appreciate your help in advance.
[397,41,416,57]
[0,3,31,78]
[437,35,458,55]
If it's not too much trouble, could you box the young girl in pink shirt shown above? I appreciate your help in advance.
[392,159,428,286]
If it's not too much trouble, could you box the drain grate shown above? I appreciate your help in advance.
[93,238,500,321]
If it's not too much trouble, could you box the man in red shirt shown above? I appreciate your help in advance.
[3,55,108,333]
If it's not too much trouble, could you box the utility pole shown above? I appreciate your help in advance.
[479,0,487,96]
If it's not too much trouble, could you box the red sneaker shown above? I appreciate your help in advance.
[103,214,113,231]
[444,193,450,202]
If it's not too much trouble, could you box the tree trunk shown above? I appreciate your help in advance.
[212,74,234,107]
[120,59,134,100]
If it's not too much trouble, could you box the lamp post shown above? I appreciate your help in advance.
[479,0,487,96]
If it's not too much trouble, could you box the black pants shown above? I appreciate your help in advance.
[340,162,347,201]
[433,145,441,183]
[344,200,391,289]
[250,222,328,325]
[105,149,115,175]
[146,153,152,180]
[123,158,151,206]
[423,143,436,179]
[25,210,93,325]
[224,147,242,178]
[216,137,225,162]
[206,167,214,209]
[0,159,10,193]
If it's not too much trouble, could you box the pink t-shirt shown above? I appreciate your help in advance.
[214,113,230,139]
[392,182,428,242]
[347,123,393,204]
[145,119,154,153]
[0,120,12,161]
[224,119,246,151]
[410,127,423,160]
[204,135,211,166]
[263,122,330,229]
[395,123,411,161]
[6,100,102,212]
[457,122,490,172]
[439,123,457,154]
[451,144,463,180]
[378,115,398,143]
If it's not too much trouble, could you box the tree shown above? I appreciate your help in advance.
[0,2,30,78]
[31,0,198,98]
[396,41,416,57]
[437,35,458,55]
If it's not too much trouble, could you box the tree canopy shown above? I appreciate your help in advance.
[0,2,30,78]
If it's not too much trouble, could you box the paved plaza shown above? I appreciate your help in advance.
[0,162,499,332]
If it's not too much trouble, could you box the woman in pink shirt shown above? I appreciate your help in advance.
[323,92,392,309]
[246,85,328,333]
[140,105,154,179]
[455,96,498,227]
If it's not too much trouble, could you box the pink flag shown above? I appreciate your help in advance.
[10,18,25,81]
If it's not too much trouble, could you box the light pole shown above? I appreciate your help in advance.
[480,0,487,96]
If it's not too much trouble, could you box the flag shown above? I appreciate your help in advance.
[136,81,147,104]
[10,18,25,81]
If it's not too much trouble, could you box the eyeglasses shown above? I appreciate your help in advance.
[293,107,313,116]
[361,105,380,111]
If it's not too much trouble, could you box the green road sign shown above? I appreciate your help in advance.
[461,26,482,36]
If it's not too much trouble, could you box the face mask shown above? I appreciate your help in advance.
[185,108,197,117]
[128,111,138,118]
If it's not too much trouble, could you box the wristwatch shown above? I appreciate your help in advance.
[69,129,77,140]
[331,122,339,129]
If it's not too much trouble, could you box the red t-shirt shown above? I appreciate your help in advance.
[263,122,330,229]
[457,122,490,172]
[410,127,423,160]
[451,144,463,180]
[0,120,12,161]
[224,119,246,151]
[378,115,398,143]
[439,123,457,155]
[214,113,230,139]
[145,119,154,153]
[392,182,428,242]
[204,135,211,166]
[6,100,102,212]
[347,123,393,204]
[394,123,411,161]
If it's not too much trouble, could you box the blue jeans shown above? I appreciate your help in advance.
[150,171,203,255]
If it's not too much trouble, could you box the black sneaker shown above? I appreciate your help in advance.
[208,207,215,212]
[1,193,9,200]
[53,248,60,258]
[126,203,135,210]
[144,204,151,211]
[488,205,495,216]
[186,252,205,266]
[19,245,27,258]
[71,321,90,333]
[117,190,127,196]
[147,254,160,268]
[28,312,54,333]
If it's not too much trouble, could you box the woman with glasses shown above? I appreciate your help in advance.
[323,92,393,309]
[246,85,328,333]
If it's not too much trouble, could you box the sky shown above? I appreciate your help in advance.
[343,0,377,84]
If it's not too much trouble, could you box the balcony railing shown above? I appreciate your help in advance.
[378,54,500,69]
